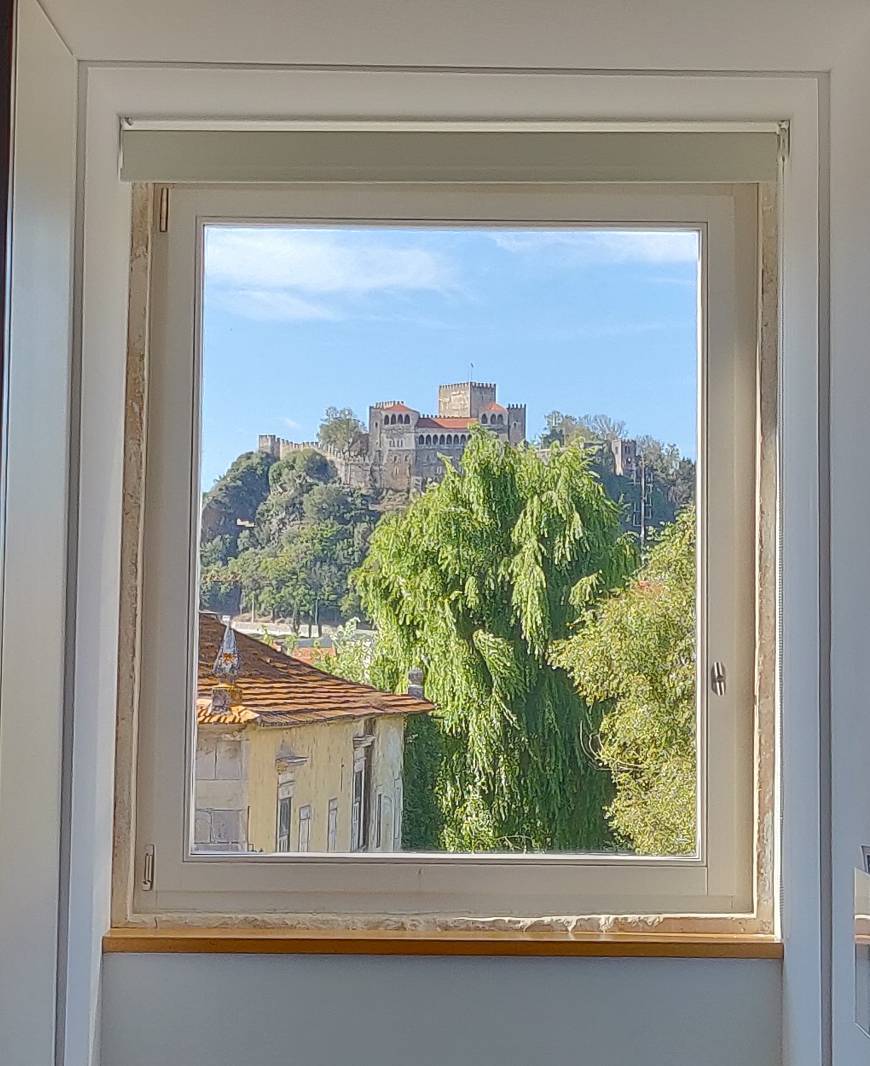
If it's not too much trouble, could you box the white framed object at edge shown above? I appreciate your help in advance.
[133,178,757,920]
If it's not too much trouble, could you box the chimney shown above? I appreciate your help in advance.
[210,616,242,713]
[407,666,424,699]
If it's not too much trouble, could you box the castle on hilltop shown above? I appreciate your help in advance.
[259,382,527,493]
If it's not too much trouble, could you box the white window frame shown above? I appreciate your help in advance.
[133,178,758,920]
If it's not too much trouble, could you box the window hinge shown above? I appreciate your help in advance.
[141,843,155,891]
[710,661,727,697]
[777,121,790,163]
[157,186,170,233]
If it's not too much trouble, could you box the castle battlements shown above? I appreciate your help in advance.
[439,380,497,391]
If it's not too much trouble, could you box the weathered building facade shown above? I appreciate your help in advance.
[194,614,432,854]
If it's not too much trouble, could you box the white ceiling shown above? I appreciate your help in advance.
[37,0,870,70]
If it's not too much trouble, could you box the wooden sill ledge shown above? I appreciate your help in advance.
[104,927,782,960]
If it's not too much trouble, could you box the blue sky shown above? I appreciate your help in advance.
[201,225,699,490]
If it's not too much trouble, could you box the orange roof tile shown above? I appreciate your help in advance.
[378,402,416,413]
[196,614,433,728]
[291,645,336,664]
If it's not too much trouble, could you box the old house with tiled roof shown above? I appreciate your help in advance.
[259,381,527,492]
[194,614,433,854]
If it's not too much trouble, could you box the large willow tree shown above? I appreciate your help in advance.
[354,431,635,852]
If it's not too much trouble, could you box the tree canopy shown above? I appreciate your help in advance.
[553,507,696,855]
[539,411,626,448]
[200,450,275,551]
[354,430,636,851]
[318,406,366,455]
[199,447,377,631]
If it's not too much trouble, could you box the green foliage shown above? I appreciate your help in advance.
[401,714,444,850]
[637,435,696,511]
[200,450,275,546]
[318,406,366,455]
[199,561,242,616]
[553,508,696,855]
[310,618,376,683]
[539,411,626,447]
[539,414,695,529]
[354,430,636,851]
[199,438,378,629]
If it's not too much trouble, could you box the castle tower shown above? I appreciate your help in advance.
[438,381,497,419]
[610,438,638,478]
[507,403,527,445]
[368,401,419,491]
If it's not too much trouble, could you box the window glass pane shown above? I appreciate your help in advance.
[193,224,700,857]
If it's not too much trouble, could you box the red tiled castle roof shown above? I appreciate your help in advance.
[378,402,416,414]
[416,416,477,430]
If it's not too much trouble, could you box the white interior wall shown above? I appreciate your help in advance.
[100,954,782,1066]
[14,2,870,1064]
[33,0,870,71]
[829,27,870,1066]
[0,2,75,1065]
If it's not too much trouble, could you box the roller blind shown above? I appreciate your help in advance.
[119,127,781,184]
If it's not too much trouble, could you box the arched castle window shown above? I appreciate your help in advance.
[404,414,411,424]
[418,435,424,444]
[497,413,504,425]
[424,435,431,444]
[481,414,488,424]
[439,434,445,445]
[446,434,453,445]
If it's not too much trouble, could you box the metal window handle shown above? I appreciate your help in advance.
[711,661,727,696]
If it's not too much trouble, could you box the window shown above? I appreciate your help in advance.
[327,798,339,852]
[276,793,292,853]
[351,730,374,852]
[393,776,403,851]
[298,805,312,853]
[131,170,762,922]
[374,793,384,849]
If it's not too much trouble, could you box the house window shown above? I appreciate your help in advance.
[327,798,339,852]
[298,804,312,853]
[127,163,765,923]
[351,730,374,852]
[276,794,292,853]
[374,792,384,849]
[393,776,403,851]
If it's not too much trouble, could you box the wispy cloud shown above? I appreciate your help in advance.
[283,417,301,431]
[490,230,699,265]
[215,288,339,322]
[206,227,455,322]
